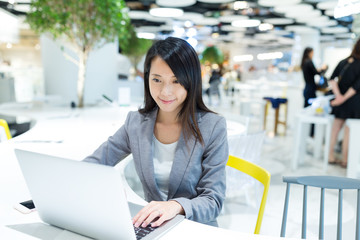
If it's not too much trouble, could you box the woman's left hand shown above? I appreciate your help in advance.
[132,200,184,228]
[331,95,345,106]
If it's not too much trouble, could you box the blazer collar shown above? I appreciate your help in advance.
[138,108,201,200]
[138,109,162,200]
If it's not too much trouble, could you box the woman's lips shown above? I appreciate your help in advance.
[160,99,175,104]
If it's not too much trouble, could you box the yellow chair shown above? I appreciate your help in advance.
[0,119,12,140]
[226,155,271,234]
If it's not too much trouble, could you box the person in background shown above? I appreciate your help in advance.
[301,47,328,108]
[328,38,360,168]
[83,37,228,227]
[301,47,328,136]
[205,69,222,105]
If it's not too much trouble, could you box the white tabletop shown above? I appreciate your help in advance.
[0,103,297,240]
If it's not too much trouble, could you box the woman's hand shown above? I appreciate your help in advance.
[132,200,184,228]
[331,95,345,106]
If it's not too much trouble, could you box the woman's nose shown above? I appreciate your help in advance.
[161,83,173,96]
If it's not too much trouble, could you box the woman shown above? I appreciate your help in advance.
[301,47,327,136]
[301,47,327,108]
[328,38,360,167]
[84,37,228,227]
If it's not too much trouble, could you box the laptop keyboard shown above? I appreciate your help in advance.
[134,225,157,240]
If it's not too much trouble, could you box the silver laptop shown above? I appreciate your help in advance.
[15,149,184,240]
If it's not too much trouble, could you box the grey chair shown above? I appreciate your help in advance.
[280,176,360,240]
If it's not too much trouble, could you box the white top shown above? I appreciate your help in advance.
[152,135,178,200]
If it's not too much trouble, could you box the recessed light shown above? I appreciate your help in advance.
[231,19,261,28]
[156,0,196,7]
[149,8,183,18]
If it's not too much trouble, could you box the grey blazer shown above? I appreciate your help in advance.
[84,109,228,226]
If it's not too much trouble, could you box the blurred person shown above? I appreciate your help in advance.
[328,39,360,168]
[301,47,328,136]
[301,47,328,108]
[205,69,222,106]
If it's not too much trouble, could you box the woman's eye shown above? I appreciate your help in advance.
[152,78,160,83]
[174,80,179,84]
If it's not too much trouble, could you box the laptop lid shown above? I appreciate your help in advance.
[15,149,183,240]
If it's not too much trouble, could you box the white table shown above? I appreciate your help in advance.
[292,111,334,171]
[0,104,298,239]
[346,119,360,178]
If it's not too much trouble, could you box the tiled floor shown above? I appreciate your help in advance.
[211,97,355,240]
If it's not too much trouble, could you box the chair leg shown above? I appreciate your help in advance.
[302,185,307,239]
[356,189,360,240]
[337,189,343,240]
[264,102,268,130]
[281,183,291,237]
[274,107,279,135]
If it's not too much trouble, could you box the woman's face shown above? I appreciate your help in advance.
[149,56,187,115]
[309,50,314,59]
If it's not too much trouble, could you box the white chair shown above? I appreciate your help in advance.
[226,131,266,205]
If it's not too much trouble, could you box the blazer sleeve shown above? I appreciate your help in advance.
[171,117,228,225]
[83,112,133,166]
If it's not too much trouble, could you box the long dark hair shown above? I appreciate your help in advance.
[301,47,313,68]
[139,37,213,145]
[350,38,360,59]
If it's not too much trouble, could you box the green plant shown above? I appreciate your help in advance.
[200,46,224,65]
[118,25,153,77]
[26,0,131,107]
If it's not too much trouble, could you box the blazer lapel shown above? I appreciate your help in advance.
[137,109,162,200]
[167,112,202,199]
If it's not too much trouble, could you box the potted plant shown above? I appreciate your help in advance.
[200,46,224,66]
[26,0,131,108]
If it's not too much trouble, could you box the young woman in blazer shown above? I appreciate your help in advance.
[84,37,229,228]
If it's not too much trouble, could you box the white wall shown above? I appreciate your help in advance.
[40,35,118,106]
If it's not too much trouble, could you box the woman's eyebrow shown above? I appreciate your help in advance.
[151,73,176,78]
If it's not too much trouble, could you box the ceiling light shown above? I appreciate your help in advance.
[317,1,337,10]
[13,4,31,13]
[128,10,151,20]
[334,0,360,18]
[232,19,261,28]
[321,26,349,34]
[186,28,197,37]
[149,8,183,18]
[193,17,219,26]
[219,15,248,23]
[184,20,193,28]
[221,25,246,32]
[233,54,253,62]
[264,18,294,25]
[156,0,196,7]
[274,4,313,14]
[186,37,198,48]
[174,12,203,21]
[136,32,156,39]
[257,52,283,60]
[198,0,234,3]
[258,0,300,7]
[259,23,273,31]
[233,1,249,10]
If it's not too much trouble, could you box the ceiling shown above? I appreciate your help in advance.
[0,0,355,50]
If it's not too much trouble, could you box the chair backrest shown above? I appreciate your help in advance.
[226,155,271,234]
[0,119,11,141]
[280,176,360,240]
[228,130,265,162]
